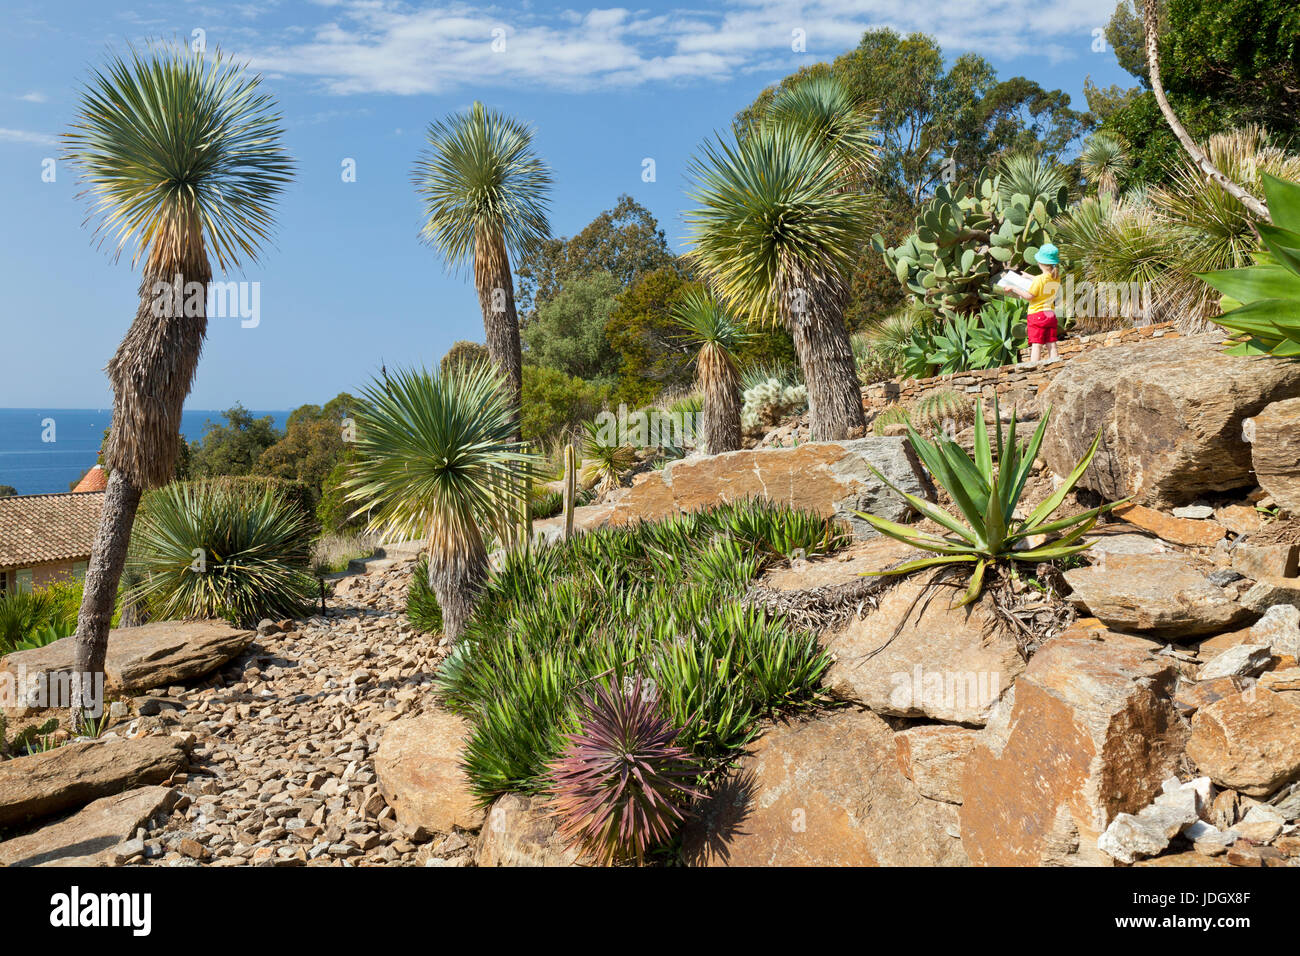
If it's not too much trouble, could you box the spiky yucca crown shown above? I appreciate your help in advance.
[545,678,701,865]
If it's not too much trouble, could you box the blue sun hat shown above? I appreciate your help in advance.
[1034,243,1060,266]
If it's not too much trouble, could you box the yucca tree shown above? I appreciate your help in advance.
[61,45,292,705]
[997,152,1069,206]
[413,103,552,438]
[1080,132,1130,199]
[761,75,877,188]
[687,120,872,441]
[672,288,748,454]
[342,363,539,641]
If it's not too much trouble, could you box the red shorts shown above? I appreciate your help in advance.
[1027,310,1059,344]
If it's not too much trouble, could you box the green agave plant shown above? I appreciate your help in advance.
[1200,173,1300,357]
[969,298,1028,369]
[858,398,1118,606]
[927,314,977,374]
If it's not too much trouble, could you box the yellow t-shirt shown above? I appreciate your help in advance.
[1028,272,1059,314]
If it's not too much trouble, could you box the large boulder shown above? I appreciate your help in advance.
[1063,552,1251,638]
[1040,336,1300,507]
[0,786,179,866]
[602,437,931,539]
[0,737,186,830]
[683,709,968,866]
[822,577,1022,725]
[475,793,584,867]
[1245,397,1300,514]
[2,620,253,716]
[374,710,485,835]
[1186,689,1300,797]
[960,625,1188,866]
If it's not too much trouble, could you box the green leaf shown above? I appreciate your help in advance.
[1198,265,1300,303]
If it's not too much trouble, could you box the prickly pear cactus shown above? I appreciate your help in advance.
[874,167,1067,322]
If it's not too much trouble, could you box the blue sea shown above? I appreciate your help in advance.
[0,408,290,496]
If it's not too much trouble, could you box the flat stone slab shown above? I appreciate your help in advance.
[602,438,931,540]
[0,736,186,830]
[2,620,254,711]
[0,785,178,866]
[1064,553,1251,638]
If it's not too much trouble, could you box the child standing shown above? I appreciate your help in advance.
[1001,244,1061,362]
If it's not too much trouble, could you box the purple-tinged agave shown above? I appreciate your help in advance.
[545,678,701,864]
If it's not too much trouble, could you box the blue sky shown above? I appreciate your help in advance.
[0,0,1131,410]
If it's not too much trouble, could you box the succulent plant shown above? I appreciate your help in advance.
[740,377,809,433]
[872,405,912,435]
[912,387,975,437]
[875,157,1068,322]
[546,678,702,864]
[968,298,1029,369]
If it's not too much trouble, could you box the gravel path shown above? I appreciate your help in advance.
[127,559,472,867]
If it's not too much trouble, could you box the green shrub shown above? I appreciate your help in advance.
[126,478,316,627]
[859,398,1118,605]
[435,499,843,814]
[529,489,564,521]
[407,556,444,634]
[0,582,81,655]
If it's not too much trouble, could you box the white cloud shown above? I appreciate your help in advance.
[18,91,48,103]
[235,0,1117,95]
[0,127,57,146]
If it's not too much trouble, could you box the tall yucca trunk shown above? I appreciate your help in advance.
[73,266,209,716]
[782,272,865,442]
[700,353,742,455]
[474,230,523,441]
[428,536,488,642]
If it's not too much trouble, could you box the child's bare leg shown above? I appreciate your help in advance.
[1030,343,1042,363]
[1047,342,1059,361]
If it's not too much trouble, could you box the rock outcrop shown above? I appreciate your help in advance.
[683,709,968,866]
[2,620,254,715]
[0,737,186,830]
[476,793,583,867]
[0,786,179,867]
[1063,553,1251,638]
[1039,336,1300,507]
[822,577,1022,725]
[1245,397,1300,514]
[1186,689,1300,797]
[960,626,1187,866]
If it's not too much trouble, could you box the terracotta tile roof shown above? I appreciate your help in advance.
[72,465,108,493]
[0,492,104,569]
